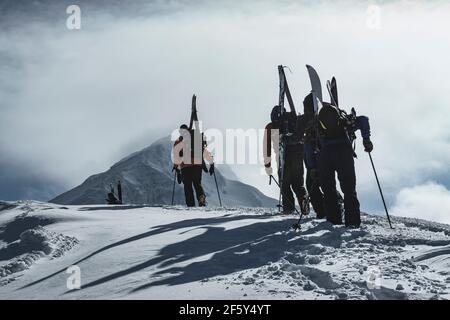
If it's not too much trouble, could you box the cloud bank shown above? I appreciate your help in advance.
[391,182,450,225]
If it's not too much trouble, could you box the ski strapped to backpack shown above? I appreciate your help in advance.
[276,65,294,212]
[187,94,223,206]
[325,77,358,156]
[187,94,207,168]
[189,94,199,131]
[271,66,310,225]
[277,66,292,205]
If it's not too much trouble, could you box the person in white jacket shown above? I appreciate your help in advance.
[172,124,214,207]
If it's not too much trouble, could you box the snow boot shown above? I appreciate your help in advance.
[198,194,206,207]
[298,195,311,216]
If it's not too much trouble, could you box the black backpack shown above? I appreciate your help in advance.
[282,112,303,146]
[318,103,347,139]
[271,105,302,144]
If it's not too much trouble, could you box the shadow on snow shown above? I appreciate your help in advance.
[76,216,349,293]
[21,214,271,289]
[20,212,360,296]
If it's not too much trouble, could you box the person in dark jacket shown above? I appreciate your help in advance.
[173,124,214,207]
[317,102,373,228]
[302,94,326,219]
[302,94,345,219]
[263,106,309,215]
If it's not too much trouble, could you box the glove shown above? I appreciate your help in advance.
[363,138,373,153]
[265,166,273,176]
[176,170,182,184]
[173,166,182,184]
[209,163,215,176]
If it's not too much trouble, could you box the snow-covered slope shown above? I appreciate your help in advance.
[0,201,449,300]
[50,137,276,207]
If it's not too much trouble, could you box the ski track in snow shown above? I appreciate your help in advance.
[0,201,449,300]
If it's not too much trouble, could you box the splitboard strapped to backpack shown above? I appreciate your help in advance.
[306,65,358,157]
[305,65,323,158]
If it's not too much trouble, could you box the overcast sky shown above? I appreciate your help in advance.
[1,0,450,223]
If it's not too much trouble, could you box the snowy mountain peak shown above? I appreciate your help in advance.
[50,137,276,207]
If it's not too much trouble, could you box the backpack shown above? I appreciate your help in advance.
[282,112,303,146]
[271,106,303,147]
[178,129,206,166]
[318,103,347,139]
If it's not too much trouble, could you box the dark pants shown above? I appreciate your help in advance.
[280,151,306,211]
[305,168,326,219]
[181,166,205,207]
[318,144,361,227]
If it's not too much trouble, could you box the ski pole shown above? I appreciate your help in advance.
[278,146,286,212]
[270,175,302,215]
[171,171,176,205]
[368,152,393,229]
[213,171,223,207]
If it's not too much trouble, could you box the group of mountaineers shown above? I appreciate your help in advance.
[170,65,384,230]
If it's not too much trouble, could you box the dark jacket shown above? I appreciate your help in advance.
[263,113,305,168]
[319,115,371,147]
